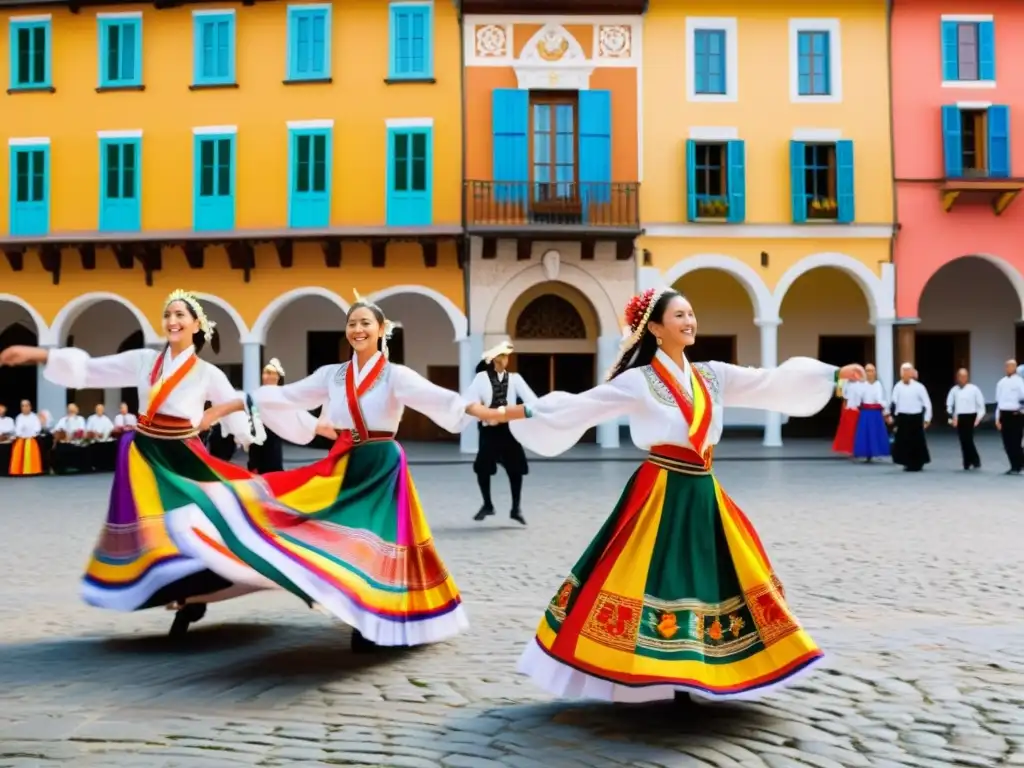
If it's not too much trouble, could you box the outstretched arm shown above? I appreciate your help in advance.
[392,365,500,433]
[2,345,151,390]
[707,358,863,416]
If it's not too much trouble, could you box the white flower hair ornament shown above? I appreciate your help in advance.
[164,289,217,342]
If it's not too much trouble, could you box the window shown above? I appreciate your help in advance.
[941,104,1010,178]
[686,139,745,223]
[941,18,994,84]
[194,132,235,231]
[286,5,330,82]
[686,18,737,102]
[388,3,433,81]
[98,15,142,88]
[9,18,52,90]
[530,93,577,207]
[8,142,49,236]
[789,19,841,103]
[789,139,854,223]
[99,136,142,232]
[386,122,432,226]
[288,125,332,227]
[694,30,725,95]
[193,11,235,86]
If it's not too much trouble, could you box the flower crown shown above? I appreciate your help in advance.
[164,289,216,342]
[604,287,669,380]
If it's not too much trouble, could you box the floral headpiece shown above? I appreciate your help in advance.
[605,287,668,380]
[351,289,396,357]
[164,289,216,342]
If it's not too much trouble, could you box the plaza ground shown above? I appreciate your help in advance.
[0,434,1022,767]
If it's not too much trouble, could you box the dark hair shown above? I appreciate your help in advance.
[607,289,682,380]
[475,358,494,374]
[347,300,387,354]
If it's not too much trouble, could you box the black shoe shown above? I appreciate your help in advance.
[474,505,495,521]
[169,603,207,638]
[351,629,379,653]
[510,509,526,525]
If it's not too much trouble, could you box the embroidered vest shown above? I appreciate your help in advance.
[488,370,510,408]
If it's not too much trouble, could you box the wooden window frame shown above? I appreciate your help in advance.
[955,22,979,81]
[798,30,830,96]
[959,108,987,175]
[528,90,580,216]
[804,143,838,220]
[693,142,728,219]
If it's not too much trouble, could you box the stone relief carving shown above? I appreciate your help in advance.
[474,24,509,59]
[515,23,593,90]
[597,25,632,59]
[542,250,561,281]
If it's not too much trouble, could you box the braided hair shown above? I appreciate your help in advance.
[606,288,681,381]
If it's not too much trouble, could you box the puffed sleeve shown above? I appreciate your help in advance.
[511,373,539,406]
[508,369,641,457]
[391,365,474,433]
[706,358,839,416]
[44,347,153,390]
[467,371,489,405]
[203,364,253,446]
[251,365,334,445]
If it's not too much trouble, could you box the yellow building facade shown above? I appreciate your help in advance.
[638,0,897,442]
[0,0,468,441]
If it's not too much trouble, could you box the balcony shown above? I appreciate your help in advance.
[464,181,640,239]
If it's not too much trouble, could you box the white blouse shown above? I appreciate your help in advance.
[14,412,41,438]
[509,350,839,457]
[0,416,14,436]
[254,352,473,445]
[114,413,138,428]
[87,414,115,438]
[54,415,86,434]
[890,380,933,421]
[44,346,253,443]
[841,380,861,410]
[854,380,888,411]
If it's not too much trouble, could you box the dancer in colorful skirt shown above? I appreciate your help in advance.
[468,340,538,524]
[831,379,860,456]
[496,288,864,702]
[164,293,503,652]
[9,399,44,476]
[0,289,274,637]
[852,363,891,462]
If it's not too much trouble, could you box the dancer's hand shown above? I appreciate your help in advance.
[838,363,866,382]
[316,423,338,440]
[198,409,218,432]
[0,345,47,367]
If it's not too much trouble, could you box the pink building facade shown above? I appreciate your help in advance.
[893,0,1024,403]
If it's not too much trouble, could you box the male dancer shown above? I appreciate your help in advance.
[467,341,537,525]
[945,367,985,470]
[995,359,1024,475]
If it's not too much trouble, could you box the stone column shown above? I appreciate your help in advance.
[36,347,66,423]
[459,333,484,454]
[896,320,918,370]
[872,318,895,397]
[596,334,622,448]
[756,319,783,447]
[242,341,262,394]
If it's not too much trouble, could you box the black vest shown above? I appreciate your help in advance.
[488,370,510,408]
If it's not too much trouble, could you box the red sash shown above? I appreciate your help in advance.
[140,351,198,424]
[650,357,714,459]
[345,356,388,442]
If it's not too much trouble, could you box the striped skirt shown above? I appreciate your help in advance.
[518,444,822,702]
[166,433,467,646]
[9,437,43,476]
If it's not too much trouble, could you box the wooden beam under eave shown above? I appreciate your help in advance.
[3,249,24,271]
[941,190,960,212]
[993,190,1020,216]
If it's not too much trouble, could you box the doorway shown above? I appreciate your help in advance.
[915,331,968,430]
[783,334,872,438]
[0,323,37,413]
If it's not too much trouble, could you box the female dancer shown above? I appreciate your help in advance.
[247,358,287,474]
[0,289,273,637]
[164,293,504,652]
[852,363,890,462]
[468,340,537,524]
[497,287,864,702]
[831,378,860,456]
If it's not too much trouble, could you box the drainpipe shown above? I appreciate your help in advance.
[457,0,471,326]
[886,0,898,274]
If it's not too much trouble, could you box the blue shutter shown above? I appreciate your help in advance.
[988,105,1010,178]
[388,4,433,80]
[99,138,141,232]
[9,145,49,236]
[193,14,235,85]
[836,140,855,223]
[978,21,995,81]
[287,8,329,81]
[725,140,745,223]
[386,127,432,226]
[491,89,528,205]
[941,21,958,81]
[288,129,332,227]
[579,89,612,218]
[941,105,963,178]
[193,134,235,231]
[790,141,807,223]
[685,140,696,221]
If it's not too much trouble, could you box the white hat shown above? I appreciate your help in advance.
[482,340,514,364]
[263,358,286,377]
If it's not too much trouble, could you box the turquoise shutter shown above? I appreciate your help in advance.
[790,140,807,223]
[685,140,696,221]
[726,140,745,223]
[491,88,528,204]
[836,140,855,223]
[579,89,612,217]
[941,21,958,81]
[988,105,1010,178]
[978,21,995,81]
[941,105,962,177]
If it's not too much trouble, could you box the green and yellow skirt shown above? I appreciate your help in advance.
[518,444,822,702]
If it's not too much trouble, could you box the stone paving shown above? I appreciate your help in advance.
[1,435,1022,768]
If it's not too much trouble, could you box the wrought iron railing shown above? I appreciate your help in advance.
[464,181,640,229]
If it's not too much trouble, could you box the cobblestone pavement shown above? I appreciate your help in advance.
[1,437,1022,767]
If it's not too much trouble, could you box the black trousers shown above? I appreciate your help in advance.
[955,414,981,469]
[999,411,1024,471]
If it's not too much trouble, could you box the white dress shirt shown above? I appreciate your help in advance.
[891,380,933,421]
[995,375,1024,413]
[854,381,887,412]
[14,412,41,438]
[55,414,86,435]
[86,414,115,439]
[0,416,14,436]
[114,413,138,428]
[946,383,986,419]
[467,370,539,426]
[841,381,861,410]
